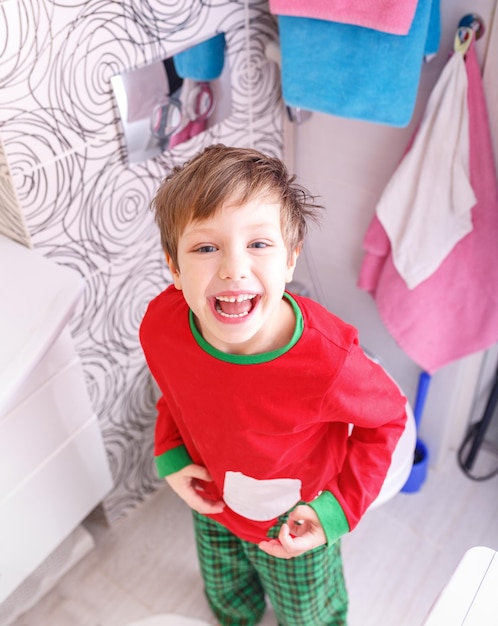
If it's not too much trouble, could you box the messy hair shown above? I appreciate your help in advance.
[151,144,322,269]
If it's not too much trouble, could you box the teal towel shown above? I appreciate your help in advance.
[173,33,226,81]
[278,0,434,127]
[424,0,441,57]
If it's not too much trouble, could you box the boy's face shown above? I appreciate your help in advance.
[167,196,299,355]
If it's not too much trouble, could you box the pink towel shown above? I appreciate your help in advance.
[269,0,418,35]
[358,43,498,373]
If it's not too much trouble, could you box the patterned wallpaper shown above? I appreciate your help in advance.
[0,0,282,523]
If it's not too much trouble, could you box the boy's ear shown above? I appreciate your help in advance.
[285,247,300,283]
[165,253,182,290]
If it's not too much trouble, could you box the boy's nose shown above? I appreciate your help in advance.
[219,250,249,280]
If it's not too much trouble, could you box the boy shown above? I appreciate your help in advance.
[139,145,407,626]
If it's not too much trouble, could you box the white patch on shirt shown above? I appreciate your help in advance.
[223,471,302,521]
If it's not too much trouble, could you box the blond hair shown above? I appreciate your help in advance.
[151,144,322,268]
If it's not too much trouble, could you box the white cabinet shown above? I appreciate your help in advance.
[424,547,498,625]
[0,236,113,604]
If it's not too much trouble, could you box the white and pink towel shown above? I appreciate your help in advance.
[358,42,498,373]
[375,49,476,290]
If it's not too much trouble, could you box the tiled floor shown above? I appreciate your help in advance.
[10,450,498,626]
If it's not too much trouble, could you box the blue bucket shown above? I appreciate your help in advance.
[401,439,429,493]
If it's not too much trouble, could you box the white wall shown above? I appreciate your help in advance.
[291,0,498,468]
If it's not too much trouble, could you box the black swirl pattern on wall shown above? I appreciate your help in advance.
[127,0,210,44]
[80,158,161,264]
[0,0,52,100]
[241,11,282,119]
[68,243,170,388]
[0,0,284,525]
[217,4,281,153]
[13,132,164,270]
[91,358,163,523]
[45,5,149,140]
[69,269,126,405]
[97,247,172,369]
[6,112,87,226]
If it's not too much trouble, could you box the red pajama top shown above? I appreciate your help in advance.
[139,285,407,544]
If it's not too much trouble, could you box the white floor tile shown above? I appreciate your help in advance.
[9,452,498,626]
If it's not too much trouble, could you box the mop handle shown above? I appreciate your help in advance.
[413,371,432,430]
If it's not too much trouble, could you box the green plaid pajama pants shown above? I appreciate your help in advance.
[192,512,348,626]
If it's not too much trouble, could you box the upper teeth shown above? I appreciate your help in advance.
[216,294,256,302]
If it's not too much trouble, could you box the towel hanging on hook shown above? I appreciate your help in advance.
[374,34,476,289]
[275,0,437,127]
[358,25,498,373]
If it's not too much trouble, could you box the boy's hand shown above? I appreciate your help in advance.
[165,464,225,515]
[258,504,327,559]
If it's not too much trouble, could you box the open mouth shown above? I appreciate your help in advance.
[214,294,258,319]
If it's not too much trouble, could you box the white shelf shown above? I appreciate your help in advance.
[0,235,83,417]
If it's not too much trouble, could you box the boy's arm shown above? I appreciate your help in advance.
[259,345,406,558]
[313,344,408,542]
[154,394,192,476]
[155,395,225,514]
[139,295,194,478]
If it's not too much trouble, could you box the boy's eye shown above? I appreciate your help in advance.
[249,241,268,249]
[196,245,217,253]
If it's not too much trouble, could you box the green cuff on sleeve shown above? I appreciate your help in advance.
[308,491,350,545]
[155,445,193,478]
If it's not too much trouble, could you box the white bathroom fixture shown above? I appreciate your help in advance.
[0,234,82,414]
[365,353,417,510]
[369,399,417,509]
[424,546,498,624]
[0,235,113,604]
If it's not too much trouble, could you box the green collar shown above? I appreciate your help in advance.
[189,292,303,364]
